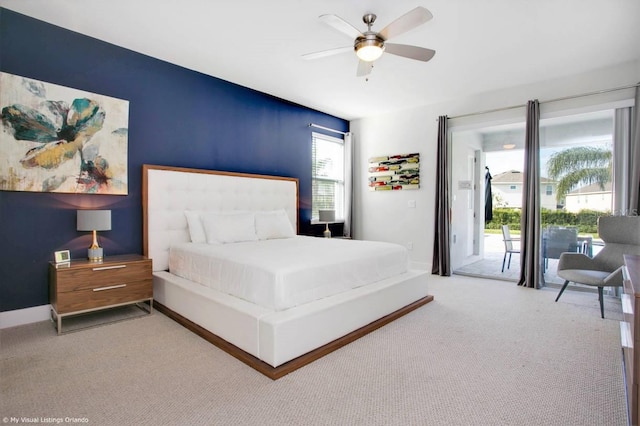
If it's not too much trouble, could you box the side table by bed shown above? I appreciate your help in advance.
[622,254,640,426]
[49,254,153,334]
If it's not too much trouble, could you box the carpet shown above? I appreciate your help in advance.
[0,275,626,425]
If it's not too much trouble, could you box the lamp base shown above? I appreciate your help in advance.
[323,225,332,238]
[87,247,104,262]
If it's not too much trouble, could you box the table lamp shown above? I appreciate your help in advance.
[319,209,335,238]
[77,210,111,261]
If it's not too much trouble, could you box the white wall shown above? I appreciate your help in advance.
[449,132,482,269]
[493,182,558,210]
[352,110,435,269]
[492,183,523,208]
[565,192,612,213]
[350,60,639,269]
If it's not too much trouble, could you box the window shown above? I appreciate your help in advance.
[546,185,553,196]
[510,185,517,190]
[312,132,344,221]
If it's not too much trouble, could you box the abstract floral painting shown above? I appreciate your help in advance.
[368,153,420,191]
[0,72,129,194]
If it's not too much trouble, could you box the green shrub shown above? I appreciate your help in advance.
[485,208,604,234]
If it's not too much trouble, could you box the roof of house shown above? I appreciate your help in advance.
[567,181,612,195]
[491,170,555,184]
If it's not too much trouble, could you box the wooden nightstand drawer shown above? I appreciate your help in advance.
[49,254,153,333]
[56,279,152,314]
[55,261,151,292]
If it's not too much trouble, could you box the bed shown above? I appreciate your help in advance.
[143,164,433,379]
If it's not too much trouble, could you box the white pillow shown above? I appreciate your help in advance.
[201,212,258,244]
[255,210,295,240]
[184,210,206,243]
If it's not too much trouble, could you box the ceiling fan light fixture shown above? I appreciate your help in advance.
[355,37,384,62]
[306,7,435,76]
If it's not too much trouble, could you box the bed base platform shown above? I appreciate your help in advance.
[153,296,432,380]
[152,269,432,380]
[143,165,434,379]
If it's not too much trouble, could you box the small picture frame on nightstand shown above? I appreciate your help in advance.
[54,250,70,264]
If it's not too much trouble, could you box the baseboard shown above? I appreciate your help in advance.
[410,260,430,271]
[0,305,51,329]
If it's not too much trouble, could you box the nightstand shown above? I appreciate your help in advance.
[49,254,153,334]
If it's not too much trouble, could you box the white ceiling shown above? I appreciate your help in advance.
[1,0,639,121]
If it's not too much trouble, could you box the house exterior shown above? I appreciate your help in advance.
[564,181,612,213]
[491,170,559,210]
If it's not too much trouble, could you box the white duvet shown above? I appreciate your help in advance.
[169,236,409,311]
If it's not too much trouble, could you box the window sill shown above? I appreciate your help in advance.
[311,219,345,225]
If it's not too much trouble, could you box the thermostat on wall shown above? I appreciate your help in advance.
[458,180,472,190]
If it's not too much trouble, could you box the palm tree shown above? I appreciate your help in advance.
[546,146,611,205]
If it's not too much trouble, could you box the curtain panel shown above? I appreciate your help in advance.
[629,87,640,215]
[518,100,543,289]
[432,115,451,276]
[613,108,631,216]
[343,132,354,238]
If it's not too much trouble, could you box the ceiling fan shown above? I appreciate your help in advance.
[302,6,436,77]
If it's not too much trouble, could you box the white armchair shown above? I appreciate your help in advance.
[555,216,640,318]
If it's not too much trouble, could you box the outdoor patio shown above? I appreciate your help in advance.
[453,232,601,290]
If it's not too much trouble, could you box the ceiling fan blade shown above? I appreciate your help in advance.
[302,46,353,60]
[356,60,373,77]
[319,14,363,40]
[384,43,436,62]
[378,7,433,40]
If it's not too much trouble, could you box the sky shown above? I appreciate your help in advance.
[485,148,563,178]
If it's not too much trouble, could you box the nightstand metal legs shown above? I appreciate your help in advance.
[51,298,153,335]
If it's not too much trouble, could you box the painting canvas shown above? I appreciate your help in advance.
[0,72,129,194]
[368,153,420,191]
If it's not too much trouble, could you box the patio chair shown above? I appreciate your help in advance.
[555,216,640,318]
[543,226,581,270]
[501,225,520,273]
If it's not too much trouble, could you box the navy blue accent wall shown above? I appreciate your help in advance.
[0,9,348,312]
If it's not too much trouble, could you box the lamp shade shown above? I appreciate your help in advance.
[77,210,111,231]
[318,209,335,223]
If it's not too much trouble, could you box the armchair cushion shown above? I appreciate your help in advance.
[557,252,598,271]
[557,269,610,286]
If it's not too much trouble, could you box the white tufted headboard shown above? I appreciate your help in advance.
[143,165,299,271]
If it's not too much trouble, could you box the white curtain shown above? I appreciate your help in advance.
[613,107,631,215]
[629,87,640,214]
[613,86,640,216]
[343,132,354,238]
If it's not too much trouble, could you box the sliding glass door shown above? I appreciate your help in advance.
[450,123,525,280]
[450,109,617,286]
[539,110,614,285]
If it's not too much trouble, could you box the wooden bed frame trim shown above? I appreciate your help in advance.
[154,294,434,380]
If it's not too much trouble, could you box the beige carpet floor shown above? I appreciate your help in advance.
[0,275,627,426]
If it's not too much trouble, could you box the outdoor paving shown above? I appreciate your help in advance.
[454,233,567,285]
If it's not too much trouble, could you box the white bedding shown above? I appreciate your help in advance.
[169,236,409,311]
